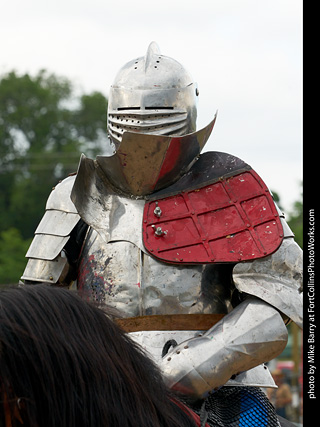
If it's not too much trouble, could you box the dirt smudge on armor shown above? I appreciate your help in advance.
[78,253,115,303]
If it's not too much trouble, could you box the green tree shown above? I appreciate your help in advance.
[0,70,108,239]
[0,228,31,285]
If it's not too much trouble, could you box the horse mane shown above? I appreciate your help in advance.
[0,285,196,427]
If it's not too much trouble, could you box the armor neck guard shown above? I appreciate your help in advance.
[96,115,216,197]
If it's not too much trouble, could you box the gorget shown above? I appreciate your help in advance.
[95,116,216,196]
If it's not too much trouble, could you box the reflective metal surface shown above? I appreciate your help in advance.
[22,175,81,282]
[77,228,232,318]
[35,210,80,237]
[107,42,198,146]
[97,117,216,196]
[71,156,146,250]
[25,234,70,261]
[159,298,288,400]
[21,256,68,283]
[25,175,80,260]
[129,331,277,389]
[275,203,295,238]
[233,237,303,328]
[46,175,78,213]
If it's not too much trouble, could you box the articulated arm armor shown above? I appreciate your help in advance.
[21,175,87,286]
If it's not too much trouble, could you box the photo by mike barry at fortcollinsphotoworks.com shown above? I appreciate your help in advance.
[306,208,316,404]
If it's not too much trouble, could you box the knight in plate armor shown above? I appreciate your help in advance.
[21,42,302,409]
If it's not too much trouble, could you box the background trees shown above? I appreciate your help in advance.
[0,70,302,284]
[0,70,108,234]
[0,70,108,284]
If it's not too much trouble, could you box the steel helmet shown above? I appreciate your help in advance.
[107,42,198,146]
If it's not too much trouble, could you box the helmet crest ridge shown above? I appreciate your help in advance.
[144,41,161,72]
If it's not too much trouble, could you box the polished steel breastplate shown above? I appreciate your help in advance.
[77,227,232,319]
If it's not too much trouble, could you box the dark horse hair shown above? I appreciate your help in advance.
[0,285,197,427]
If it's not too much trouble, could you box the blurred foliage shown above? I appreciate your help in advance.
[0,69,303,284]
[0,70,108,240]
[0,228,32,285]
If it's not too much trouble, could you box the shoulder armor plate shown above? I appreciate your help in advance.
[142,152,283,264]
[21,257,68,283]
[47,174,78,213]
[25,175,80,261]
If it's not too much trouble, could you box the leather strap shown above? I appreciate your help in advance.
[115,313,225,332]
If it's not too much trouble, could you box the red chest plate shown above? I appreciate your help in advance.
[142,170,283,264]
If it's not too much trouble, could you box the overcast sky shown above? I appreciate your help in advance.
[0,0,302,213]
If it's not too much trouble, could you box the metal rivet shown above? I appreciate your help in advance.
[152,225,167,236]
[154,202,162,218]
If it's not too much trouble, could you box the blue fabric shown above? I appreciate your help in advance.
[239,389,268,426]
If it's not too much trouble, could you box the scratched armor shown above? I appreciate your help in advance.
[21,43,303,401]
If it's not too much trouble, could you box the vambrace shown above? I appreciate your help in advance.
[160,298,287,401]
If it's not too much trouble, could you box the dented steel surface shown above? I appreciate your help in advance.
[77,227,232,318]
[160,298,288,399]
[233,238,303,327]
